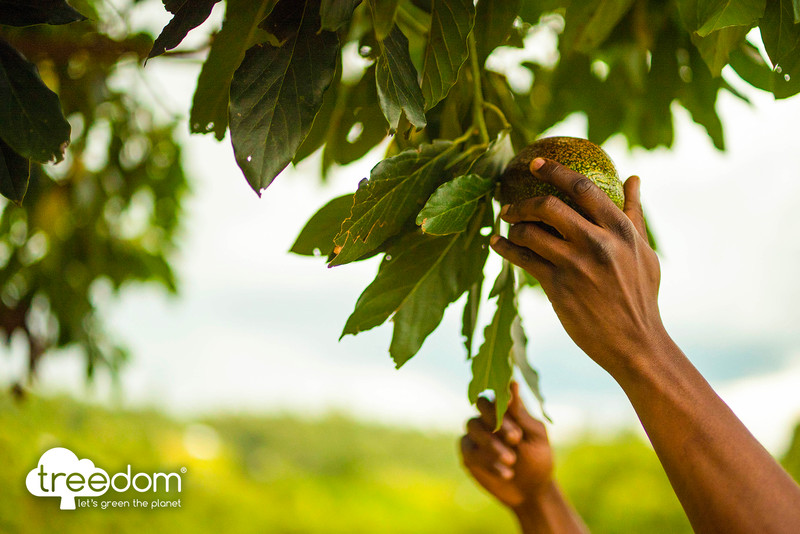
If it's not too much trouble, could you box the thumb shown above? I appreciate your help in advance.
[623,175,647,240]
[507,381,546,438]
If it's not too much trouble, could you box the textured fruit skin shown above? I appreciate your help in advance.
[497,136,625,211]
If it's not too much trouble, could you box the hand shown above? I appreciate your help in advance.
[460,382,554,510]
[491,157,666,376]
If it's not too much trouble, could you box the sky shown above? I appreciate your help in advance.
[3,4,800,455]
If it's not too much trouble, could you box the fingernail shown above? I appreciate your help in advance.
[531,157,545,170]
[502,451,516,464]
[490,235,500,246]
[500,204,510,217]
[497,465,514,479]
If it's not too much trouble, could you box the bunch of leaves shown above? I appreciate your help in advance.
[0,3,189,383]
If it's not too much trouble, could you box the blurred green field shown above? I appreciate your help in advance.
[2,393,798,533]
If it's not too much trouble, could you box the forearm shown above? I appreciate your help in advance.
[614,332,800,534]
[513,481,589,534]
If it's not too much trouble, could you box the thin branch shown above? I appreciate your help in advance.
[468,33,490,144]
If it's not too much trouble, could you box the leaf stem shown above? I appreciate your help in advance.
[468,32,490,144]
[483,102,511,130]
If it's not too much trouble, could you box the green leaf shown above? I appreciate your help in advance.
[760,0,800,99]
[0,137,29,203]
[510,316,549,421]
[368,0,402,39]
[294,56,342,164]
[229,2,339,195]
[474,0,521,63]
[462,278,483,358]
[421,0,475,110]
[562,0,636,53]
[330,140,454,266]
[729,40,775,92]
[341,210,489,366]
[375,25,427,129]
[794,0,800,22]
[678,48,725,149]
[468,130,515,178]
[0,0,86,26]
[0,39,70,164]
[291,194,354,256]
[148,0,220,59]
[417,174,493,235]
[190,0,277,139]
[696,0,765,36]
[691,25,749,76]
[321,0,362,31]
[468,262,516,429]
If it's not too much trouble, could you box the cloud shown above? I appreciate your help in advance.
[26,447,109,510]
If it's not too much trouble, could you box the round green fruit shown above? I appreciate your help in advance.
[496,136,625,211]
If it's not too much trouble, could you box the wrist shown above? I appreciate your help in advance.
[512,481,587,534]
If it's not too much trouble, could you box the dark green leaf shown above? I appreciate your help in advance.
[417,174,493,235]
[510,316,549,421]
[691,25,749,76]
[518,0,564,24]
[421,0,475,110]
[0,137,28,203]
[321,0,362,31]
[291,194,354,256]
[229,3,339,195]
[518,266,540,288]
[375,25,427,129]
[562,0,636,53]
[468,262,516,429]
[0,0,86,26]
[794,0,800,22]
[190,0,277,139]
[324,66,389,166]
[679,49,725,149]
[760,0,800,99]
[696,0,765,37]
[148,0,220,59]
[368,0,401,39]
[0,39,70,164]
[294,57,342,164]
[330,140,455,265]
[474,0,521,62]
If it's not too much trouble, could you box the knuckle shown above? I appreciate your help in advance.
[572,177,595,197]
[612,218,638,243]
[588,235,616,264]
[538,194,561,212]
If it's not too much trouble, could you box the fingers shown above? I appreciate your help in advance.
[506,221,571,264]
[461,429,515,479]
[490,235,552,284]
[507,381,548,440]
[501,195,594,244]
[476,397,523,445]
[623,175,648,241]
[529,158,620,228]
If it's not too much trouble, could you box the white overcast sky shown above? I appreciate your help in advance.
[3,4,800,454]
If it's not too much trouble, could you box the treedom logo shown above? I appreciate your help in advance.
[26,447,184,510]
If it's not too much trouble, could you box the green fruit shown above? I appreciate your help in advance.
[496,136,625,211]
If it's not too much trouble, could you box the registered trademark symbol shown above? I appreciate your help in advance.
[181,467,187,473]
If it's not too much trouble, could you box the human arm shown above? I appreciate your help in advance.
[460,381,588,534]
[490,157,800,533]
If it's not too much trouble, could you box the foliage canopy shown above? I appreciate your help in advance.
[1,0,799,420]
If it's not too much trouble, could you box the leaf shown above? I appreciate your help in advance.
[696,0,765,37]
[330,140,455,266]
[510,316,550,422]
[291,194,354,256]
[0,39,70,164]
[462,278,483,358]
[229,2,339,195]
[562,0,636,54]
[417,174,493,235]
[795,0,800,23]
[691,25,749,76]
[760,0,800,99]
[368,0,402,40]
[468,130,514,178]
[293,56,342,164]
[190,0,278,139]
[0,137,29,203]
[678,48,725,149]
[474,0,521,63]
[421,0,475,110]
[148,0,221,59]
[728,40,782,93]
[468,262,516,429]
[375,25,427,129]
[321,0,362,31]
[341,208,490,366]
[0,0,86,26]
